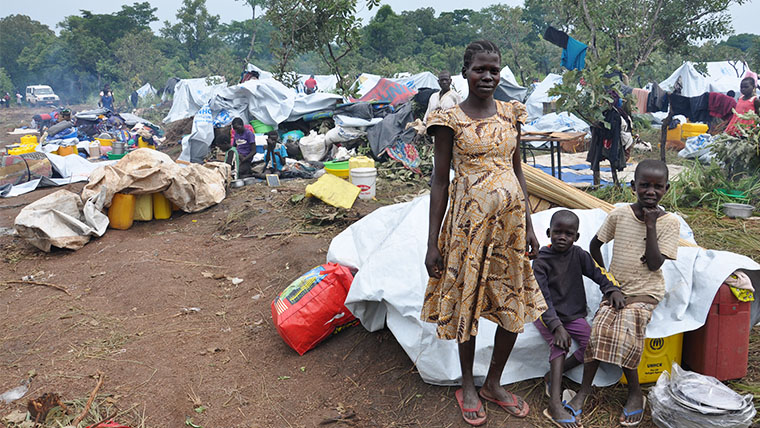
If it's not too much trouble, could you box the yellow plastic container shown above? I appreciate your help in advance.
[138,137,156,149]
[96,138,114,146]
[134,194,153,221]
[349,156,375,170]
[621,333,683,385]
[8,145,35,155]
[152,193,172,220]
[108,193,136,230]
[305,173,361,209]
[57,146,76,156]
[21,135,38,145]
[666,123,682,142]
[324,161,350,179]
[682,123,708,134]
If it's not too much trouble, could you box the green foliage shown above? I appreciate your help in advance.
[710,112,760,177]
[548,54,631,127]
[543,0,748,82]
[160,0,221,61]
[664,161,760,211]
[0,68,14,95]
[0,15,54,89]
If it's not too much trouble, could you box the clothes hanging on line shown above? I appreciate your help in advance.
[670,93,710,124]
[646,83,669,113]
[708,92,737,121]
[632,88,650,114]
[543,26,569,49]
[562,37,588,71]
[587,108,628,172]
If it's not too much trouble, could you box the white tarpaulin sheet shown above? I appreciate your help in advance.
[136,83,157,98]
[525,73,563,120]
[1,153,116,198]
[172,78,342,162]
[296,74,339,93]
[327,197,760,387]
[163,77,227,123]
[660,61,754,97]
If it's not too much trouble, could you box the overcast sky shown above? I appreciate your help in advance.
[2,0,758,37]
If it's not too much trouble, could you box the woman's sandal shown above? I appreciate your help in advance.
[478,389,530,418]
[455,389,487,426]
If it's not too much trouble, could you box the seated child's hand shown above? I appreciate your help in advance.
[608,290,625,309]
[553,326,571,350]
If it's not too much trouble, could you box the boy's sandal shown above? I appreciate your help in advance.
[478,389,529,418]
[619,396,646,426]
[543,408,584,428]
[455,389,487,426]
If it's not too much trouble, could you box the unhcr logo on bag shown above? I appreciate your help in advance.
[649,338,665,351]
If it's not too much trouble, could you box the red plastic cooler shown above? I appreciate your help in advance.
[682,284,751,381]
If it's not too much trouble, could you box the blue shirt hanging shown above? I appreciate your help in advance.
[562,37,588,71]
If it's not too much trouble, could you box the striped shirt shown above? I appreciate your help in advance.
[596,205,680,302]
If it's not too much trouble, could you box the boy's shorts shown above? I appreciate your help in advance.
[533,318,591,362]
[584,300,655,370]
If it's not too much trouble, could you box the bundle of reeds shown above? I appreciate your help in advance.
[523,165,698,248]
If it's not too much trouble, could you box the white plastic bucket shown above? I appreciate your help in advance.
[349,167,377,200]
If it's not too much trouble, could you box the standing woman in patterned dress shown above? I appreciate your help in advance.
[423,40,547,426]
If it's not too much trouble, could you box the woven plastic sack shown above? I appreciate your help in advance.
[271,263,357,355]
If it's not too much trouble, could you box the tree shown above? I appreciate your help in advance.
[111,30,172,90]
[267,0,370,94]
[235,0,267,61]
[0,68,14,95]
[0,15,54,89]
[545,0,749,82]
[475,5,535,85]
[161,0,222,61]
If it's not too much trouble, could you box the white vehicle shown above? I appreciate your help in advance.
[25,85,60,105]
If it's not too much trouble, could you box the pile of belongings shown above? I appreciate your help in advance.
[649,363,755,428]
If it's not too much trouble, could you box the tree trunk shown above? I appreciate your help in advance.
[246,5,257,61]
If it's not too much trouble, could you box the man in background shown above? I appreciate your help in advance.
[424,70,461,122]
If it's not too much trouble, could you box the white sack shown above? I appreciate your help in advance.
[327,197,760,387]
[14,187,109,252]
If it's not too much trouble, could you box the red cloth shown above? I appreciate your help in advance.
[708,92,737,120]
[304,78,317,90]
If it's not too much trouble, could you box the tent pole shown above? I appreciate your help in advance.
[660,107,673,162]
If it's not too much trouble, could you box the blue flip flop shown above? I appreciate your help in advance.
[620,397,646,426]
[543,408,583,428]
[562,401,582,418]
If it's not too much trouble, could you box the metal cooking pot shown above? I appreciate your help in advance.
[243,177,257,185]
[112,141,125,155]
[230,179,245,188]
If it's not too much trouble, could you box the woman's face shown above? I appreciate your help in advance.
[463,52,500,100]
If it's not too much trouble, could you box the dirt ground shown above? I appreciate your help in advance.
[0,105,755,428]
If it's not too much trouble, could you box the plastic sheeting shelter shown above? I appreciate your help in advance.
[296,74,338,93]
[525,73,563,120]
[353,72,441,98]
[136,83,157,98]
[451,66,527,103]
[660,61,755,97]
[356,78,417,105]
[163,77,227,123]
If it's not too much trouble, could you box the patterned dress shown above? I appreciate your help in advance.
[421,100,547,343]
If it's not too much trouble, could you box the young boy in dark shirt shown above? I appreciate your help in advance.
[533,210,624,428]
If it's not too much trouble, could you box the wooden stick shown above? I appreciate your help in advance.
[72,371,105,427]
[158,258,225,269]
[1,280,70,295]
[242,230,319,238]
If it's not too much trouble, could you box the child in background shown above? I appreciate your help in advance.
[565,159,680,427]
[264,130,287,175]
[726,76,759,137]
[424,40,545,426]
[533,209,623,428]
[231,118,256,177]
